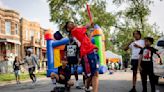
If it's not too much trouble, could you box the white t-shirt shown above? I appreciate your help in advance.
[25,55,37,68]
[129,39,145,59]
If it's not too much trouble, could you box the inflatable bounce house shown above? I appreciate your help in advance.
[45,25,107,77]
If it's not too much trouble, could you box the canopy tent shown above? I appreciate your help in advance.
[105,50,122,63]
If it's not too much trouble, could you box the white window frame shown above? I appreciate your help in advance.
[5,21,11,35]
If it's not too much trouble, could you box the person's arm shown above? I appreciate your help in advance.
[65,67,71,81]
[85,22,94,29]
[134,43,144,49]
[134,40,145,49]
[64,45,67,59]
[124,40,133,51]
[13,62,15,71]
[138,49,144,71]
[157,54,162,65]
[154,48,163,65]
[20,60,24,65]
[138,54,143,71]
[32,55,40,69]
[77,44,81,65]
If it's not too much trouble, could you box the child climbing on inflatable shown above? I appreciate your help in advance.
[64,21,99,92]
[50,60,74,92]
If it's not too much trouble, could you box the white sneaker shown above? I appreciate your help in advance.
[52,79,56,85]
[75,80,81,89]
[75,81,79,86]
[85,88,91,92]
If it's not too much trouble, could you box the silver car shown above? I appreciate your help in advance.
[154,37,164,84]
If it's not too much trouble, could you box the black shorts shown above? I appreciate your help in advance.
[131,59,138,72]
[67,58,78,65]
[28,67,35,74]
[82,51,99,77]
[57,78,68,85]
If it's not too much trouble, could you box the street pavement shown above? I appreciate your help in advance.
[0,71,164,92]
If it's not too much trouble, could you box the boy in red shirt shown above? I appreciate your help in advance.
[65,21,99,92]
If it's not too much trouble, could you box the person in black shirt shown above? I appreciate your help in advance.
[138,37,162,92]
[13,56,22,84]
[64,35,80,88]
[50,60,74,92]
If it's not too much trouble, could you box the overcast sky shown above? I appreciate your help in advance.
[0,0,164,33]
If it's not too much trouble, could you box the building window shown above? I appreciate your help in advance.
[5,21,11,35]
[26,30,28,40]
[30,30,34,40]
[37,48,40,57]
[15,45,19,56]
[42,35,44,45]
[38,32,40,39]
[15,24,18,35]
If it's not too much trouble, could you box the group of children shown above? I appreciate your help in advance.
[50,22,163,92]
[50,21,99,92]
[13,21,163,92]
[13,49,40,84]
[125,31,163,92]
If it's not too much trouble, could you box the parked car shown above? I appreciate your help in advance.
[154,37,164,84]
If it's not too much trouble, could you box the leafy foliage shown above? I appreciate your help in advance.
[112,0,162,59]
[48,0,116,50]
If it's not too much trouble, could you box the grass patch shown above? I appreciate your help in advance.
[0,71,46,82]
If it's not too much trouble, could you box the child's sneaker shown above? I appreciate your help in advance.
[51,87,57,92]
[75,81,81,89]
[85,88,91,92]
[129,88,137,92]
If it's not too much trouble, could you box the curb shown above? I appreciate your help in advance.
[0,77,48,87]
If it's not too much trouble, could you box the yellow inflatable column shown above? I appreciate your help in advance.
[54,49,62,68]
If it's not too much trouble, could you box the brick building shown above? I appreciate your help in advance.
[20,18,47,61]
[0,8,21,61]
[0,8,47,69]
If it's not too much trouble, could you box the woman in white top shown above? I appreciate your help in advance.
[124,31,145,92]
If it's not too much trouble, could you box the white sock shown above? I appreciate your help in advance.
[52,79,57,87]
[76,80,79,87]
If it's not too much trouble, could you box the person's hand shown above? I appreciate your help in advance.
[59,75,65,80]
[134,43,141,48]
[64,55,66,59]
[38,66,40,70]
[138,66,142,72]
[91,22,94,28]
[127,39,134,46]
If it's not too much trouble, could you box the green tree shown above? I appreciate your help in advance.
[48,0,116,50]
[112,0,162,59]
